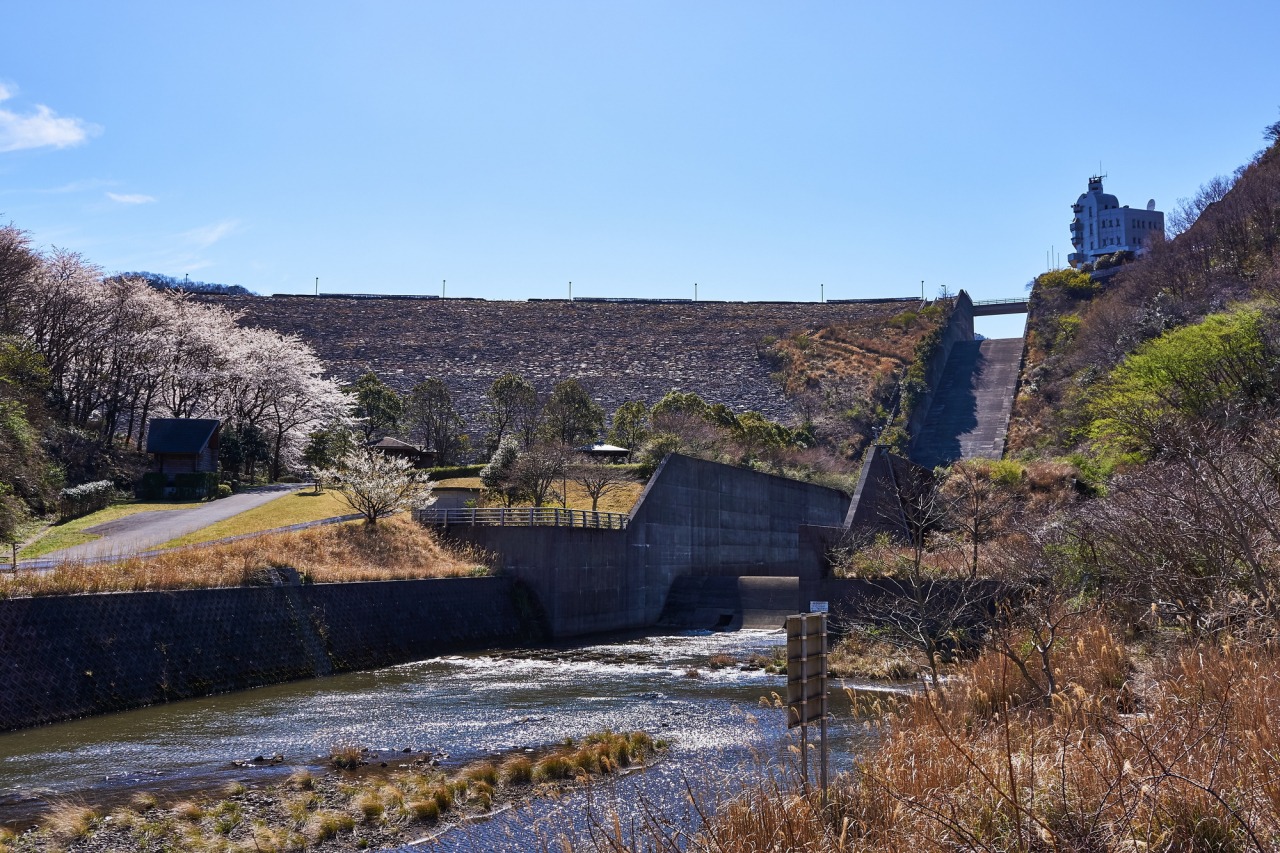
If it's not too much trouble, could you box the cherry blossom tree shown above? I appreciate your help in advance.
[319,449,435,525]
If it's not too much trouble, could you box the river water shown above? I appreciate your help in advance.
[0,628,898,848]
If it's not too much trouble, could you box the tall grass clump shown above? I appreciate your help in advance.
[501,755,534,784]
[42,803,97,840]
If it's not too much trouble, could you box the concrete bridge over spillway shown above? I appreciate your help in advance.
[970,296,1029,316]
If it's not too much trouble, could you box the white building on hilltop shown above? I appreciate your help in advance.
[1067,176,1164,268]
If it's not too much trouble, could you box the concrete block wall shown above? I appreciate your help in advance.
[443,526,640,638]
[0,577,539,732]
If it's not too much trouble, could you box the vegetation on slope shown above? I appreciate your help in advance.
[764,300,950,459]
[1010,127,1280,455]
[156,489,355,549]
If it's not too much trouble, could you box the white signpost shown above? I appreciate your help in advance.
[785,611,828,799]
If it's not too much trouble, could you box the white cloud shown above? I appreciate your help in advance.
[0,84,99,153]
[181,220,239,248]
[106,192,157,205]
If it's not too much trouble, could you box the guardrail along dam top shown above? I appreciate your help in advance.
[199,295,923,428]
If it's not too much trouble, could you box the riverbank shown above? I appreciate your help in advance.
[0,572,537,732]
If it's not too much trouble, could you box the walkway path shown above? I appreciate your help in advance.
[910,337,1024,469]
[24,484,300,566]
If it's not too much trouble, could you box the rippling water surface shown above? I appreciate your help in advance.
[0,629,895,844]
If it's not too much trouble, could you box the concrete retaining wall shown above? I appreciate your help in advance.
[0,577,541,732]
[906,290,975,448]
[444,454,851,637]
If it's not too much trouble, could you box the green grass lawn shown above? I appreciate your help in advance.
[435,477,482,489]
[18,500,200,559]
[437,476,644,513]
[156,489,354,549]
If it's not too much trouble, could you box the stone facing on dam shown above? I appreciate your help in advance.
[0,577,539,732]
[198,295,917,431]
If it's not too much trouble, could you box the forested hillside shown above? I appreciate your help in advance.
[0,228,345,541]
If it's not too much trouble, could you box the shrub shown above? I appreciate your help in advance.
[305,810,353,842]
[173,471,219,500]
[356,791,383,822]
[215,483,233,499]
[428,464,484,479]
[43,804,97,839]
[469,783,493,810]
[532,754,573,781]
[428,784,454,810]
[462,762,497,786]
[58,480,117,521]
[136,471,169,500]
[173,801,204,821]
[286,769,315,790]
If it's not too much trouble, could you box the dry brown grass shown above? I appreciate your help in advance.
[827,632,918,681]
[612,620,1280,852]
[770,317,930,398]
[0,514,487,598]
[41,802,97,840]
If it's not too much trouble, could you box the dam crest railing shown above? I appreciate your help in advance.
[414,507,629,530]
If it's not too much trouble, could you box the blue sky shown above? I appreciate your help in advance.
[2,2,1278,339]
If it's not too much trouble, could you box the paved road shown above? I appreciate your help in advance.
[26,484,301,565]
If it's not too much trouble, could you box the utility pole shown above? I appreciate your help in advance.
[694,282,697,301]
[569,281,572,301]
[314,277,318,296]
[921,280,925,300]
[820,283,824,303]
[442,279,446,298]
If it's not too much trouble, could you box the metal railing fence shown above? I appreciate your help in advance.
[414,507,629,530]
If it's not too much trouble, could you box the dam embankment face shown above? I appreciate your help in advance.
[198,295,918,430]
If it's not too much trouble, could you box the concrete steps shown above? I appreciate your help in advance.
[910,337,1023,470]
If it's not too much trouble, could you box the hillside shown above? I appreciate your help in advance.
[1009,134,1280,455]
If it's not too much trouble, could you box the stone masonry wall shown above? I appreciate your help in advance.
[0,577,539,732]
